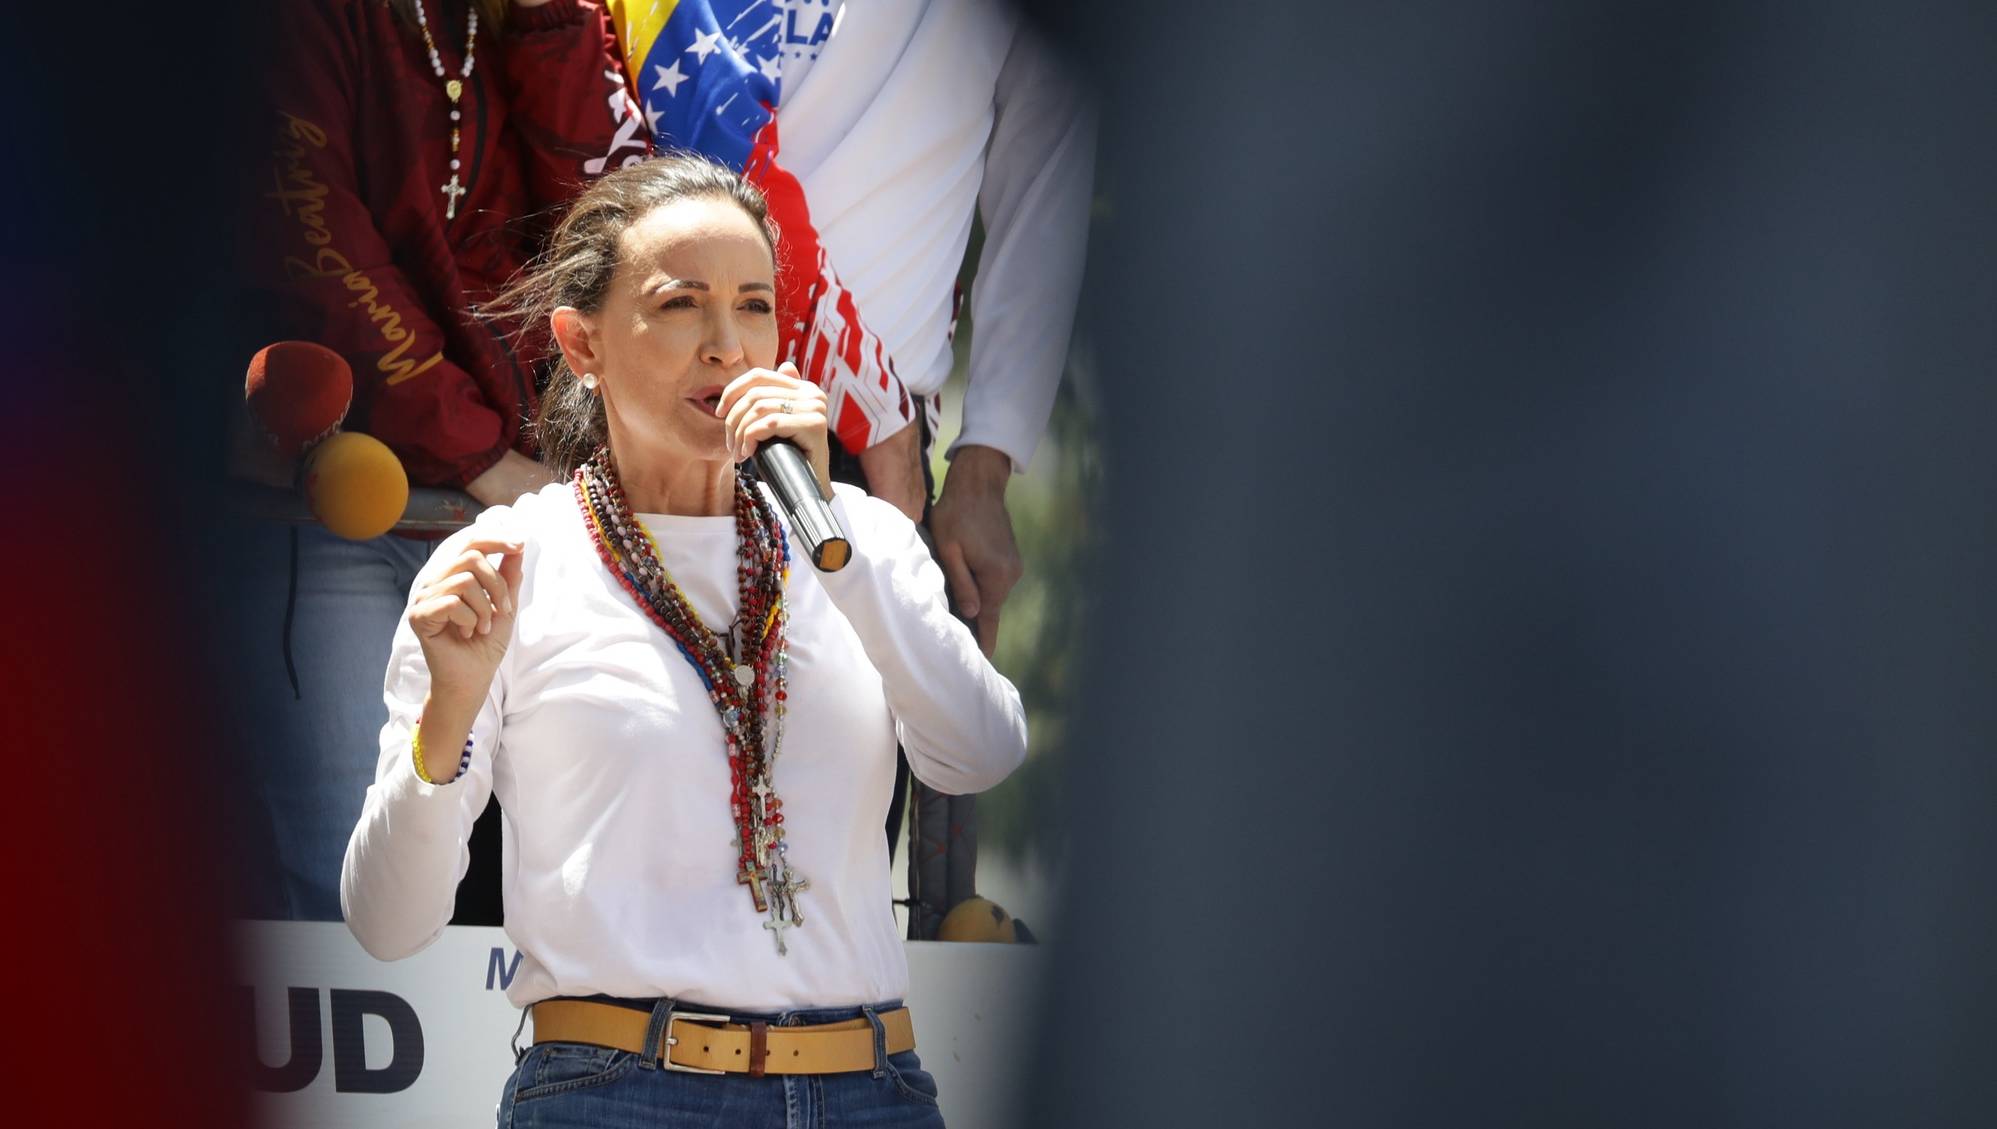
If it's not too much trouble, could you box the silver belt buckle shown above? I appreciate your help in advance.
[661,1008,732,1074]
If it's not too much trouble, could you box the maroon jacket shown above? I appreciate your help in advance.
[253,0,648,488]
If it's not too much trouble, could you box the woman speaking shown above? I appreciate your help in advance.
[340,154,1026,1126]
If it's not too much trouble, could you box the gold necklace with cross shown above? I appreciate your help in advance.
[413,0,478,219]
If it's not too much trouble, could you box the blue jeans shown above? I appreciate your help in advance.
[234,522,438,920]
[499,1000,946,1128]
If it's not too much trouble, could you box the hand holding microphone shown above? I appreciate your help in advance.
[241,340,409,541]
[717,362,850,571]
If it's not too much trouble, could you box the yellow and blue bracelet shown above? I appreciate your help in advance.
[411,723,474,785]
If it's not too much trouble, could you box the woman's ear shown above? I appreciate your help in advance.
[550,307,601,379]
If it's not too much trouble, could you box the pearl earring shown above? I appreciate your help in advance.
[581,372,599,390]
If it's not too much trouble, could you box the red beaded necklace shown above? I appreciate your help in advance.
[574,449,809,955]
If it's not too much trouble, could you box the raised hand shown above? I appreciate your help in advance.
[717,362,833,499]
[409,536,526,701]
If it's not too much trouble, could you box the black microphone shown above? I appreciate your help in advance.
[752,439,850,571]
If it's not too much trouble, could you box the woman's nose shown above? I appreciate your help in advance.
[701,313,746,368]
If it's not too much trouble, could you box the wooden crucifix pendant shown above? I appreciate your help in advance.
[737,863,768,913]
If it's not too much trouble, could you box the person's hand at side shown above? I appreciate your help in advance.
[928,444,1022,657]
[407,536,525,782]
[465,449,561,508]
[856,420,928,522]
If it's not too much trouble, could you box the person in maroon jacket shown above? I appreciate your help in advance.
[238,0,647,921]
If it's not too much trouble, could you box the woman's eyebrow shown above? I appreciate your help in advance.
[646,277,708,294]
[644,279,773,294]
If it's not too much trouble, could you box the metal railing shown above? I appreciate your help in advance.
[228,481,485,534]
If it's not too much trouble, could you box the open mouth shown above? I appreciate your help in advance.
[689,385,725,415]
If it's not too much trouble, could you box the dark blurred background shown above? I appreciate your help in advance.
[8,1,1997,1125]
[1027,0,1997,1125]
[0,3,270,1125]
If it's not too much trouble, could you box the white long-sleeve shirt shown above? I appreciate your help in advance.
[777,0,1096,473]
[340,481,1027,1009]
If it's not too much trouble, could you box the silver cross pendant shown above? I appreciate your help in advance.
[440,175,467,219]
[763,914,792,956]
[773,869,809,927]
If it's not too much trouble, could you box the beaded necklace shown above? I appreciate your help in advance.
[573,450,810,955]
[411,0,478,219]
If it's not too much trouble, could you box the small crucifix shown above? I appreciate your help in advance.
[774,871,809,927]
[441,176,467,220]
[737,863,768,912]
[763,914,792,956]
[439,77,467,220]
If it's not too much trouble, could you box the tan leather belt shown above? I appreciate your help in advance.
[531,998,915,1076]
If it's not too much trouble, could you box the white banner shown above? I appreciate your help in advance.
[241,922,1044,1128]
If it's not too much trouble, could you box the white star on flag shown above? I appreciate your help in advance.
[652,59,687,96]
[756,53,783,82]
[644,101,665,134]
[687,27,724,63]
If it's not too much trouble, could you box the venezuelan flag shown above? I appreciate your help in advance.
[605,0,788,170]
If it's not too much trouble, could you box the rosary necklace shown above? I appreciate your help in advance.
[574,451,810,955]
[412,0,478,219]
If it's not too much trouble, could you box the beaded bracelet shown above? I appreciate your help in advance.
[411,722,474,786]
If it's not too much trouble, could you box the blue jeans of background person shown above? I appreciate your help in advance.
[499,999,946,1128]
[233,522,437,920]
